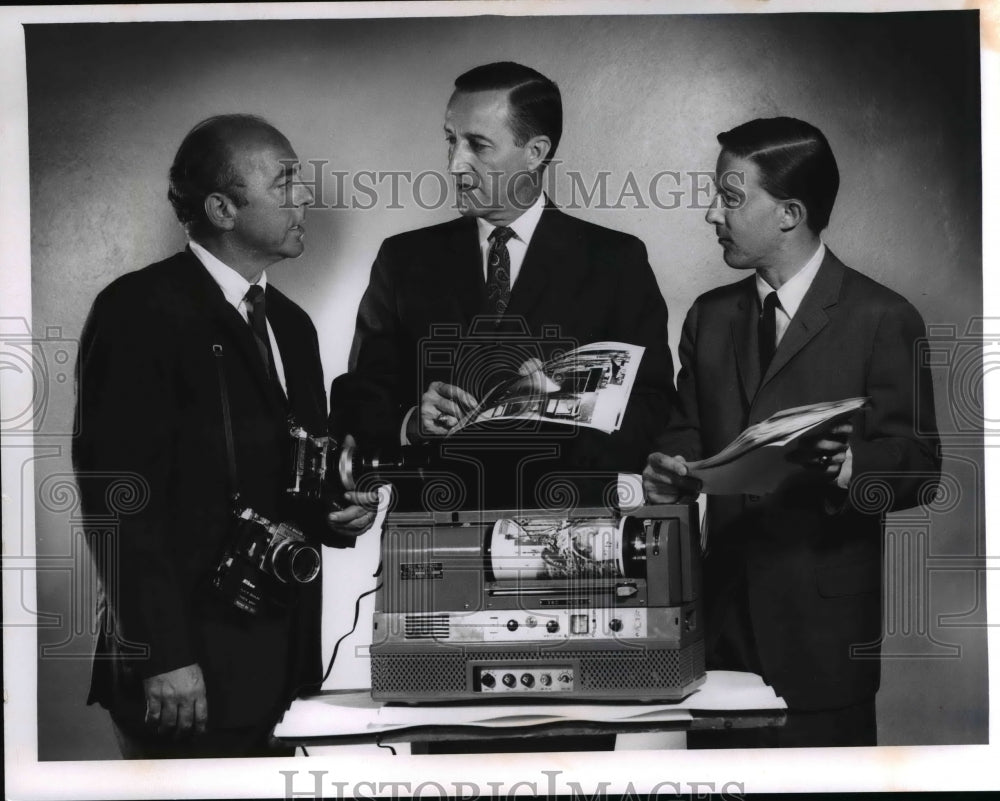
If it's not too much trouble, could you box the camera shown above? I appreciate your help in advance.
[213,507,321,616]
[287,425,433,503]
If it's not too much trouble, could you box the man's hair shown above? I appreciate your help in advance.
[167,114,285,235]
[717,117,839,233]
[454,62,562,166]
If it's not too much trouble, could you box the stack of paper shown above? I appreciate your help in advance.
[272,671,785,740]
[686,397,868,495]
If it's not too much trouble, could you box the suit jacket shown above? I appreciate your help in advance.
[73,249,352,731]
[655,250,940,710]
[329,206,675,496]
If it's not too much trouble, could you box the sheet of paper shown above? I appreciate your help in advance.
[687,397,867,494]
[273,671,785,739]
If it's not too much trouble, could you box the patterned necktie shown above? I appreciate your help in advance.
[244,284,276,380]
[758,290,780,373]
[486,226,515,315]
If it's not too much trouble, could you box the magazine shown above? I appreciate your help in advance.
[449,341,645,435]
[686,397,868,495]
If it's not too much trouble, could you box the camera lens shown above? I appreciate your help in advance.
[271,541,321,584]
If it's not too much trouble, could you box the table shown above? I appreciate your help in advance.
[273,670,786,749]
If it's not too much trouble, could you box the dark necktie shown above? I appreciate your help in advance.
[244,284,277,382]
[758,290,779,373]
[486,226,515,315]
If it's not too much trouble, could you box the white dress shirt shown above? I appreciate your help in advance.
[189,240,287,395]
[755,241,826,348]
[474,191,547,286]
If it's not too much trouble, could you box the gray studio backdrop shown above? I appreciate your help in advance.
[25,12,984,759]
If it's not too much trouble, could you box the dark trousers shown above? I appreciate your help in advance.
[110,710,293,760]
[690,557,877,749]
[687,700,876,749]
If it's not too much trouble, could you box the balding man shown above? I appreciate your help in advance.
[73,115,374,758]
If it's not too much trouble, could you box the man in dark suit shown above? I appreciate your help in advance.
[330,62,674,511]
[644,117,940,747]
[73,115,375,758]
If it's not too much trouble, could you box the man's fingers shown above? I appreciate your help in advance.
[343,490,380,508]
[437,383,478,411]
[194,696,208,735]
[789,435,849,468]
[643,454,701,501]
[642,473,679,502]
[327,505,375,532]
[421,397,465,427]
[433,398,467,420]
[645,453,701,492]
[175,697,195,737]
[157,696,178,734]
[144,694,162,728]
[647,452,688,476]
[518,357,544,376]
[645,486,681,504]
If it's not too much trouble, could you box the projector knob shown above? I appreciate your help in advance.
[520,673,535,688]
[480,673,496,688]
[502,673,516,688]
[539,673,552,687]
[609,618,623,632]
[546,620,559,633]
[506,619,519,631]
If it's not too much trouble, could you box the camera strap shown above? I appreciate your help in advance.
[212,344,242,510]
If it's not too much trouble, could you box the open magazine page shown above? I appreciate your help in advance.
[701,397,868,468]
[686,397,868,495]
[451,342,645,435]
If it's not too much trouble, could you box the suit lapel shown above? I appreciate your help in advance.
[731,277,761,404]
[757,251,845,395]
[178,248,286,413]
[442,217,487,325]
[505,205,573,321]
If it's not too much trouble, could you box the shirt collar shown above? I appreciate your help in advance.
[756,241,826,318]
[189,240,267,309]
[476,192,547,249]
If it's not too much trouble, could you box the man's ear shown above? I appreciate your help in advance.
[778,198,807,232]
[203,192,237,232]
[524,135,552,172]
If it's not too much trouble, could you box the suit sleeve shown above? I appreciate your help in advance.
[295,312,357,550]
[653,300,703,462]
[849,299,941,512]
[591,237,678,471]
[329,243,406,448]
[72,289,196,679]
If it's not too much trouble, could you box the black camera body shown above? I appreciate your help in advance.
[213,507,321,616]
[288,425,434,505]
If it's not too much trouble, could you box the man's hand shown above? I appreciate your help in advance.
[143,663,207,738]
[513,357,561,394]
[643,453,702,503]
[410,381,478,440]
[787,422,853,482]
[326,490,381,536]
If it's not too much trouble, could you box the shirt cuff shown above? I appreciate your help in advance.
[835,445,853,490]
[824,445,853,515]
[400,406,417,446]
